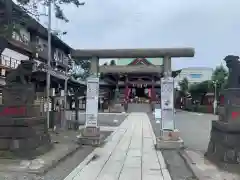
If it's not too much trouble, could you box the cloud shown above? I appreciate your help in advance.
[51,0,240,69]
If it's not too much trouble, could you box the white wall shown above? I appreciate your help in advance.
[174,67,214,88]
[2,48,29,61]
[0,48,29,79]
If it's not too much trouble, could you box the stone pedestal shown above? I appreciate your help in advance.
[77,127,102,146]
[156,129,184,150]
[205,121,240,163]
[2,85,35,106]
[205,88,240,163]
[0,84,51,159]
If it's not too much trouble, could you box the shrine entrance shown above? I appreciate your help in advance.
[72,48,195,111]
[135,87,146,98]
[128,86,150,103]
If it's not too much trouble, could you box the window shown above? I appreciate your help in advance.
[1,69,5,76]
[79,98,86,110]
[189,73,202,79]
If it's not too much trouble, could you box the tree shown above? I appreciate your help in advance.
[178,77,189,96]
[0,0,85,39]
[211,65,228,91]
[110,60,116,66]
[189,80,212,103]
[70,59,91,81]
[16,0,85,22]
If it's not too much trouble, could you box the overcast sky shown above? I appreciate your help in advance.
[47,0,240,70]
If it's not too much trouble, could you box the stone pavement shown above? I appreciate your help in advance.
[64,113,171,180]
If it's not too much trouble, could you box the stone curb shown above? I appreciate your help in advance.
[29,144,81,175]
[179,150,203,180]
[180,150,240,180]
[146,114,173,180]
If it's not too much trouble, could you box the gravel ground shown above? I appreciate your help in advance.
[148,112,196,180]
[42,131,112,180]
[162,150,196,180]
[0,114,127,180]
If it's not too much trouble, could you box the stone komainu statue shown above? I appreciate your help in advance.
[224,55,240,89]
[5,60,34,85]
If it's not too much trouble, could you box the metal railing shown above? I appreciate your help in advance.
[0,54,21,69]
[0,54,70,79]
[12,33,30,45]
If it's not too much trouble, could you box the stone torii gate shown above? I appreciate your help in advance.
[72,48,194,78]
[72,48,195,146]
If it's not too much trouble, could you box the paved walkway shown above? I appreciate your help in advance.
[64,113,171,180]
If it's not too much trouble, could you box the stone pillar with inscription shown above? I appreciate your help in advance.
[0,61,51,159]
[156,56,183,149]
[205,55,240,163]
[78,64,101,146]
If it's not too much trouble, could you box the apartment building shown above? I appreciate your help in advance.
[174,67,214,88]
[0,0,72,86]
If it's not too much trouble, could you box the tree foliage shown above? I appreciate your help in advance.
[178,77,189,96]
[110,60,116,66]
[211,65,228,91]
[189,80,211,96]
[0,0,85,38]
[16,0,85,22]
[188,80,212,103]
[70,59,91,81]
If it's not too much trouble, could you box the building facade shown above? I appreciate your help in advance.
[0,0,87,110]
[174,67,214,88]
[0,0,72,84]
[100,58,181,104]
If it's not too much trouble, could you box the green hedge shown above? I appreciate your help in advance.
[184,105,225,114]
[196,105,213,113]
[184,104,213,114]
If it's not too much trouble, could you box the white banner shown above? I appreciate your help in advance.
[161,77,174,130]
[85,77,99,127]
[161,78,174,109]
[161,109,174,130]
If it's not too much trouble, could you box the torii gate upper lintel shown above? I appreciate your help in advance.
[71,47,195,77]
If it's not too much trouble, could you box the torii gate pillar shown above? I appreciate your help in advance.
[90,56,99,76]
[163,56,172,77]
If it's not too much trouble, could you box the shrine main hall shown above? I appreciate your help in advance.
[99,57,181,103]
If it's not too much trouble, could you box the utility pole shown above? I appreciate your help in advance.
[63,66,68,130]
[46,0,52,128]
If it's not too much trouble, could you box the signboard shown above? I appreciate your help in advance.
[161,77,174,130]
[85,77,99,127]
[155,108,162,119]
